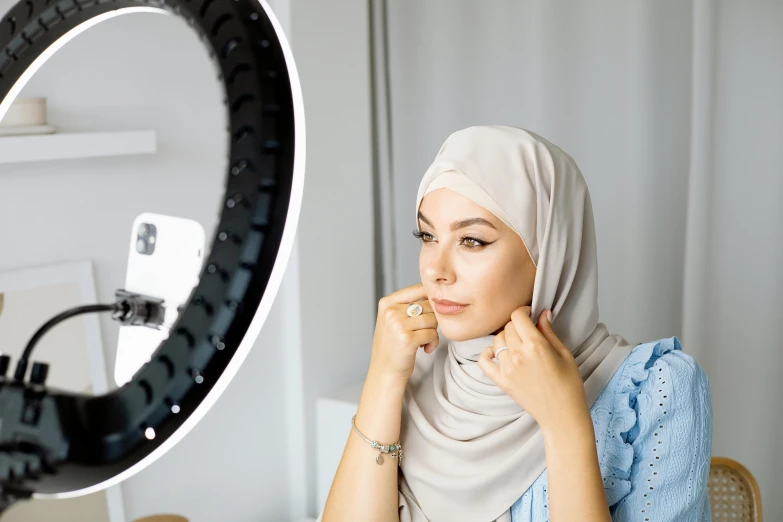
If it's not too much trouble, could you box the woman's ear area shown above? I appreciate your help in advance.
[519,236,537,270]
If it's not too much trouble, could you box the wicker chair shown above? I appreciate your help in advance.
[709,457,762,522]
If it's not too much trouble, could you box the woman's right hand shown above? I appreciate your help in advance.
[368,283,440,386]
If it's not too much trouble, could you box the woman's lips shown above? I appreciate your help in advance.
[431,298,469,315]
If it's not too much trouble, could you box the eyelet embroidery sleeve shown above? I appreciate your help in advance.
[609,337,713,522]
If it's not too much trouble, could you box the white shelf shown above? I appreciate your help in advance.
[0,130,157,164]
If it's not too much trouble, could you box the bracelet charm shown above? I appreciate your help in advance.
[353,415,403,467]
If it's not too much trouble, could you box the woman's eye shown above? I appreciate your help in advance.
[412,230,488,249]
[412,230,434,242]
[463,237,484,248]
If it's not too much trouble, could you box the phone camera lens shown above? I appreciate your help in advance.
[138,224,149,237]
[136,238,148,253]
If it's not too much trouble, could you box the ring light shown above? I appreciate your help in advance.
[0,0,304,508]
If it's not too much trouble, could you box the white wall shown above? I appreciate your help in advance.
[288,0,376,517]
[0,7,293,522]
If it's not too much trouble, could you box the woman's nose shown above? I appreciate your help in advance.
[423,248,454,283]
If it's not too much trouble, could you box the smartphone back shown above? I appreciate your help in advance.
[114,212,206,387]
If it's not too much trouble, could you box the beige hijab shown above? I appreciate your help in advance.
[397,125,636,521]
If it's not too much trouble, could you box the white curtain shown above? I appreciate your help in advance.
[377,1,783,519]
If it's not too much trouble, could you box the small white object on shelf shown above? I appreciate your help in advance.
[0,96,49,129]
[0,130,157,164]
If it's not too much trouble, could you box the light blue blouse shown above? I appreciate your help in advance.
[511,337,713,522]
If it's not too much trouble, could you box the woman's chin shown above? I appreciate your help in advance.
[438,321,493,342]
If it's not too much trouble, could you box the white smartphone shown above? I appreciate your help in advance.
[114,212,206,387]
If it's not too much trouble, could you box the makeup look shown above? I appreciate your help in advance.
[416,187,536,341]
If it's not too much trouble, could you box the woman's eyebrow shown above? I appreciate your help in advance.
[417,211,497,231]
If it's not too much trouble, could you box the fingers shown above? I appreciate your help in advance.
[421,332,442,354]
[407,304,438,352]
[381,289,437,324]
[386,283,427,305]
[406,309,438,331]
[535,309,569,355]
[503,320,522,350]
[477,345,503,385]
[410,328,439,352]
[509,305,543,343]
[411,298,434,315]
[493,330,511,364]
[380,284,444,355]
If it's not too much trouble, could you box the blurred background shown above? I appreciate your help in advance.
[0,0,780,521]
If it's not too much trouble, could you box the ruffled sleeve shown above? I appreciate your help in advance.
[600,337,713,521]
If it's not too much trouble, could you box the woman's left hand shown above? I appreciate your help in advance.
[477,306,589,433]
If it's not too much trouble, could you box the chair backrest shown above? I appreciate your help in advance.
[709,456,762,522]
[133,515,188,522]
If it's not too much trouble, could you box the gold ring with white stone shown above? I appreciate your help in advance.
[406,303,423,317]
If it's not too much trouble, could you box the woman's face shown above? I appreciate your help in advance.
[417,188,536,341]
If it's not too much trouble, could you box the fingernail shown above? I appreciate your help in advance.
[546,310,553,322]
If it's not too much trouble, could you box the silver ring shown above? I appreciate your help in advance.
[406,303,423,317]
[493,346,508,360]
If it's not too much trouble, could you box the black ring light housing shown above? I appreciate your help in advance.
[0,0,304,508]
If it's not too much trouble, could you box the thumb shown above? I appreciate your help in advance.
[477,345,503,385]
[536,310,562,348]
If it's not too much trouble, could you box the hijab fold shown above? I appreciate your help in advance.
[398,126,635,522]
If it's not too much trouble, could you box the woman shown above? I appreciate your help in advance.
[318,126,713,522]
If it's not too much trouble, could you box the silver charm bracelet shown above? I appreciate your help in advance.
[351,414,403,467]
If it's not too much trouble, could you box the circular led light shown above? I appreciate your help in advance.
[0,0,305,499]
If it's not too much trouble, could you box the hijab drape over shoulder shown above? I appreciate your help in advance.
[398,126,635,522]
